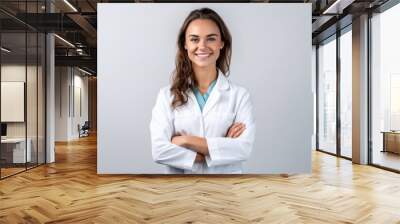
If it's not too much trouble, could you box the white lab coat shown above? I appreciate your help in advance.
[150,71,255,174]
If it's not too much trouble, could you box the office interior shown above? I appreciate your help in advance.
[0,0,400,222]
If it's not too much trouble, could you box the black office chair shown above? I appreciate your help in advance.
[79,121,90,138]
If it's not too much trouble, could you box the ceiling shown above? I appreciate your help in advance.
[0,0,393,75]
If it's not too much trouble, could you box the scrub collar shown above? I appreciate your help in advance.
[192,77,218,111]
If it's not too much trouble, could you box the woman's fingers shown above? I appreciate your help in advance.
[195,153,205,163]
[226,123,240,137]
[231,124,246,138]
[233,127,246,138]
[227,123,246,138]
[231,123,245,137]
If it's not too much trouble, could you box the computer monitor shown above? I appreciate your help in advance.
[1,123,7,137]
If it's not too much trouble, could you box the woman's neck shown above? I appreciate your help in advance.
[193,65,218,94]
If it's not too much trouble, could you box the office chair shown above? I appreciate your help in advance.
[79,121,90,138]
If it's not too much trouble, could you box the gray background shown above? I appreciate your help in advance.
[97,3,312,174]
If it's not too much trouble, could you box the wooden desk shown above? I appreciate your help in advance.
[1,138,32,164]
[382,131,400,154]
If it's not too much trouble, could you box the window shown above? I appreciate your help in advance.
[339,28,352,158]
[371,3,400,171]
[318,36,337,155]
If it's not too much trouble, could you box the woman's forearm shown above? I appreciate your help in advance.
[183,136,209,156]
[179,123,246,155]
[171,122,246,156]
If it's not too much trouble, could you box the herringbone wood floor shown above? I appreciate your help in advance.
[1,134,400,223]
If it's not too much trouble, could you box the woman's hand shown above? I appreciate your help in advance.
[171,135,187,147]
[226,122,246,138]
[195,153,205,163]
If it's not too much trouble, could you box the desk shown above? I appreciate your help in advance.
[382,131,400,154]
[1,138,31,163]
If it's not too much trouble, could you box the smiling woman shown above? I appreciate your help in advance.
[149,8,256,174]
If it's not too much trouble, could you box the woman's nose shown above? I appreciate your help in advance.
[198,39,207,48]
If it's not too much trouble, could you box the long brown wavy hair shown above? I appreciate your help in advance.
[170,8,232,109]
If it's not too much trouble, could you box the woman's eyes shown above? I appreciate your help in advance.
[189,38,216,43]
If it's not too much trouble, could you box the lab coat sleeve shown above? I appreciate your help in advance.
[150,88,197,170]
[205,90,256,167]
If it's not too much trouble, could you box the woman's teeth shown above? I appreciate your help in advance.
[196,53,211,58]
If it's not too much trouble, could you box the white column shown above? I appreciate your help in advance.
[352,14,369,164]
[46,33,55,163]
[55,67,74,141]
[46,1,56,163]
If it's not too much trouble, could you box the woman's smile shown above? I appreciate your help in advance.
[195,52,212,59]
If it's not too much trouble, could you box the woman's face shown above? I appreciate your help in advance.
[184,19,224,69]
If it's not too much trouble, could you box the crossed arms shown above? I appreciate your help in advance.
[150,88,255,170]
[171,122,246,163]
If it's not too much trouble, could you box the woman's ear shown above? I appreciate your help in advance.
[221,41,225,49]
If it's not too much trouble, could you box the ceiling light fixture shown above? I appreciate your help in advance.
[322,0,354,15]
[54,34,75,48]
[323,0,342,14]
[78,67,93,76]
[1,47,11,53]
[63,0,78,12]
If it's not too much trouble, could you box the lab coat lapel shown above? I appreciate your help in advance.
[202,88,221,117]
[188,90,202,115]
[202,72,230,117]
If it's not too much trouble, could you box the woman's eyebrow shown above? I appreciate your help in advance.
[188,34,218,37]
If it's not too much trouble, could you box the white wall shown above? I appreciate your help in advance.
[55,67,89,141]
[98,3,312,174]
[55,67,69,141]
[72,72,89,138]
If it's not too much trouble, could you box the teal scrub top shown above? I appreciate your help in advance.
[192,79,217,112]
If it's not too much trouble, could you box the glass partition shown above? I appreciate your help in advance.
[0,1,46,179]
[0,31,28,177]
